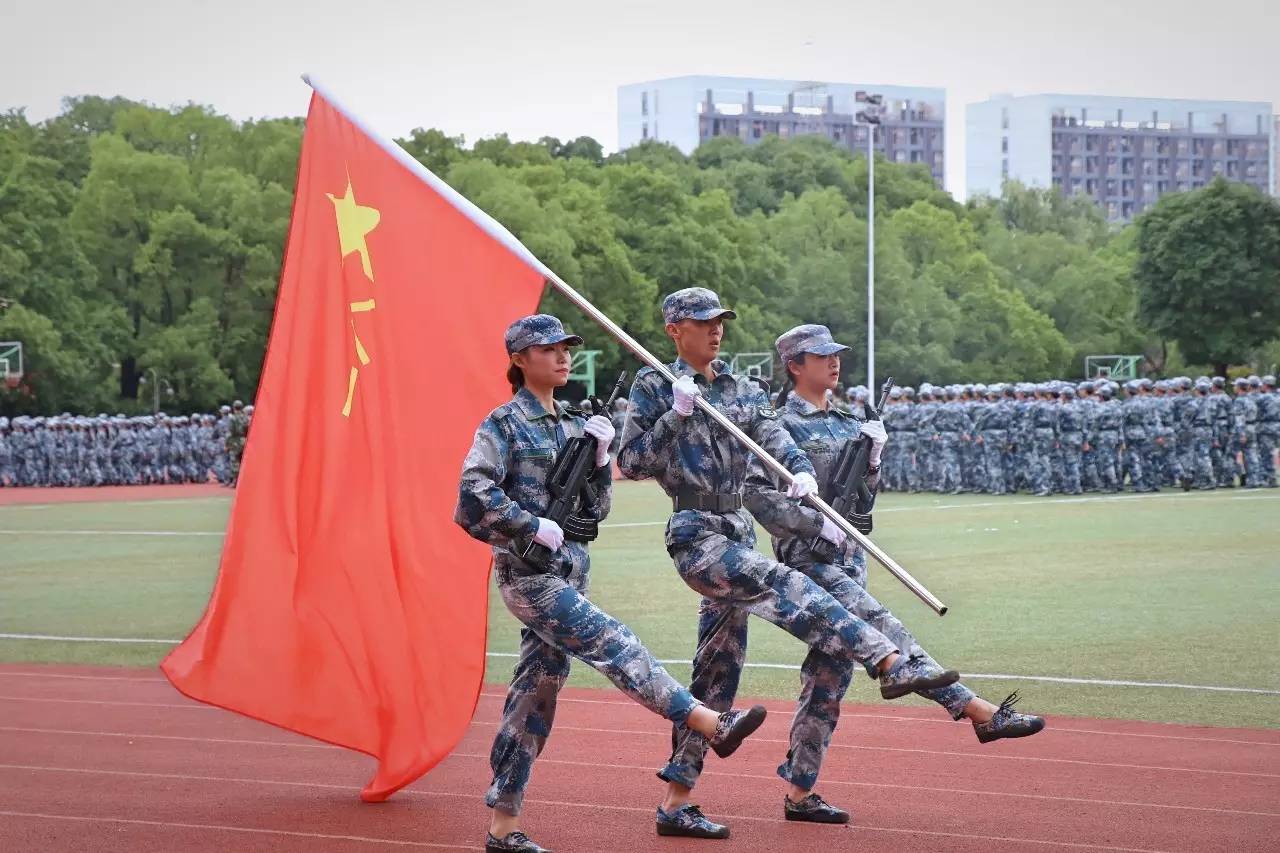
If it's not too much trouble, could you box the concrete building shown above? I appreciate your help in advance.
[967,93,1274,221]
[618,75,946,186]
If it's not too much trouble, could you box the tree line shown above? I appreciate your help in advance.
[1,95,1277,415]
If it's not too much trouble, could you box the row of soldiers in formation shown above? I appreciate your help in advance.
[827,375,1280,496]
[0,402,253,488]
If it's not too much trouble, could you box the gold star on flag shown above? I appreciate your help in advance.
[327,178,381,280]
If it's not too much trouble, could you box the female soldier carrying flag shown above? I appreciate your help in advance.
[456,314,768,853]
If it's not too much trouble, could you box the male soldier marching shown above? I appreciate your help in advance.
[619,288,957,839]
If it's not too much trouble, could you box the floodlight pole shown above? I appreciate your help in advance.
[856,92,883,393]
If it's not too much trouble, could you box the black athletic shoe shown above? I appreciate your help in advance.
[879,654,960,700]
[784,793,851,824]
[973,692,1046,743]
[656,804,730,839]
[708,705,767,758]
[486,830,552,853]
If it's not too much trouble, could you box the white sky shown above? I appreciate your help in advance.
[5,0,1278,198]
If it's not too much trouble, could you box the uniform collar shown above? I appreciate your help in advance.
[671,356,734,385]
[512,387,572,422]
[785,393,849,418]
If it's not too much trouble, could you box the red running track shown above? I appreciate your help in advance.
[0,666,1277,851]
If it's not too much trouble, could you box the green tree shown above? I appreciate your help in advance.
[1134,179,1280,375]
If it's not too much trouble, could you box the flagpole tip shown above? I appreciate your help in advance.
[301,73,314,87]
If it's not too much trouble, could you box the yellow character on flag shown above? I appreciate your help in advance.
[328,176,381,417]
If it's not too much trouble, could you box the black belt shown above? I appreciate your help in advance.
[674,489,742,513]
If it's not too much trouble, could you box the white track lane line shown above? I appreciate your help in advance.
[1,733,1274,820]
[3,637,1275,696]
[0,695,1271,779]
[2,671,1274,748]
[0,809,467,849]
[0,766,1179,852]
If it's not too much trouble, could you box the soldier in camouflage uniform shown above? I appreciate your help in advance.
[1210,377,1235,487]
[1187,378,1217,489]
[933,387,967,494]
[715,327,1036,819]
[620,292,957,838]
[1256,375,1279,487]
[884,387,919,492]
[974,384,1009,494]
[1076,382,1101,492]
[457,314,765,853]
[212,406,233,484]
[0,417,11,486]
[227,402,249,486]
[1026,385,1057,496]
[1055,385,1085,495]
[1232,377,1264,487]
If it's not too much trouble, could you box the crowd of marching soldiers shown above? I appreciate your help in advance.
[0,402,253,488]
[839,375,1280,496]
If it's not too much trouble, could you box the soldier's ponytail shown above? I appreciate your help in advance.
[507,363,524,393]
[775,354,805,408]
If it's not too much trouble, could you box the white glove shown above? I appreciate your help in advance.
[860,420,888,446]
[787,471,819,499]
[819,515,848,547]
[672,375,702,416]
[533,517,564,551]
[583,415,615,467]
[861,420,887,467]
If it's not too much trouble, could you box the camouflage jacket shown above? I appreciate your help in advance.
[744,393,873,568]
[455,387,611,568]
[618,357,814,549]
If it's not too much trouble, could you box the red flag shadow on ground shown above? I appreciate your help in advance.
[162,86,546,802]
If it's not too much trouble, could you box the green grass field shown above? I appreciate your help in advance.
[2,484,1278,728]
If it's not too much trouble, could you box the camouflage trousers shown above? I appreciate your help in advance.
[1212,432,1235,486]
[1029,430,1055,495]
[960,437,984,492]
[1257,428,1279,486]
[1125,438,1153,491]
[1093,432,1121,492]
[979,432,1008,495]
[897,434,920,491]
[658,528,899,791]
[488,556,697,815]
[1150,435,1183,486]
[935,435,963,493]
[1238,433,1263,486]
[662,548,973,792]
[1058,433,1084,495]
[1187,428,1216,488]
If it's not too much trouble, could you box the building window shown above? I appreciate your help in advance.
[1001,107,1009,129]
[1001,136,1008,154]
[641,123,648,140]
[641,92,648,116]
[1001,158,1009,178]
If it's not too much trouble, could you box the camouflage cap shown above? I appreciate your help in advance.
[504,313,584,355]
[1263,375,1276,387]
[774,323,849,363]
[661,287,737,325]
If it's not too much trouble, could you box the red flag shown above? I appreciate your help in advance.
[161,84,546,801]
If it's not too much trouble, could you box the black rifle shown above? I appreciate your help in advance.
[818,376,893,538]
[518,372,628,572]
